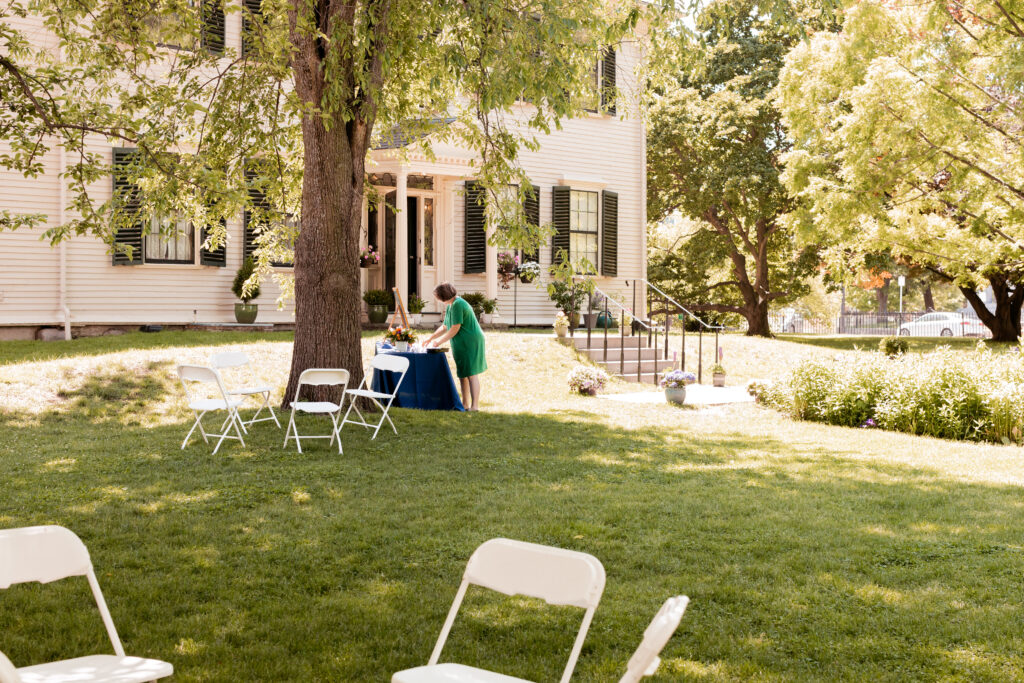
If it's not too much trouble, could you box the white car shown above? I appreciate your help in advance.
[898,312,987,337]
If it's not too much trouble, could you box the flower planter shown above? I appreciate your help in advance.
[713,372,726,388]
[359,258,379,268]
[395,341,409,352]
[367,304,389,324]
[519,273,536,284]
[665,386,687,405]
[555,327,568,339]
[479,313,493,325]
[580,387,598,396]
[234,303,258,324]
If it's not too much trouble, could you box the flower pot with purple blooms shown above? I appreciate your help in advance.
[567,365,609,396]
[661,369,696,405]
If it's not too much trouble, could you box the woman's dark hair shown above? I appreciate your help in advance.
[434,282,457,301]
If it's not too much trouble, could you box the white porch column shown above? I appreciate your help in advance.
[395,168,409,309]
[485,225,498,302]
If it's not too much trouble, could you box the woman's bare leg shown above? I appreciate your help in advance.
[468,375,481,411]
[460,377,471,409]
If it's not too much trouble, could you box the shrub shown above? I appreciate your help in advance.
[232,257,261,303]
[879,336,909,357]
[766,345,1024,444]
[408,293,426,314]
[363,289,392,307]
[567,366,609,395]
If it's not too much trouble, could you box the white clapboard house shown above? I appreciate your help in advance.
[0,7,648,339]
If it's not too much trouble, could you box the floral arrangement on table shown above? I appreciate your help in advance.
[360,246,380,267]
[567,365,609,396]
[385,326,416,344]
[661,370,696,388]
[497,251,519,289]
[553,311,571,336]
[518,260,540,283]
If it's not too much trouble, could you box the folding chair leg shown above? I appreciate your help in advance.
[329,414,343,454]
[182,411,208,449]
[284,411,302,453]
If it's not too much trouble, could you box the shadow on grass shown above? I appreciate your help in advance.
[0,330,296,367]
[1,401,1023,681]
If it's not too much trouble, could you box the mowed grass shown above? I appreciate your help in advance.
[1,331,1023,681]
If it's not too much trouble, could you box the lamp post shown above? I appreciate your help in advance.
[898,275,906,330]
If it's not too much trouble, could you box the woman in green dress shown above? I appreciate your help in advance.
[422,282,487,411]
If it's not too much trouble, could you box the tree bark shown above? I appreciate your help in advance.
[961,275,1024,342]
[743,298,772,337]
[876,286,889,314]
[923,283,934,311]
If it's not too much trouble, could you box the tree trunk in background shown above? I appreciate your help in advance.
[961,275,1024,342]
[923,284,934,311]
[744,299,772,337]
[876,286,889,314]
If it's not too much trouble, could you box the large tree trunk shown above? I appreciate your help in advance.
[962,275,1024,342]
[922,283,934,311]
[283,2,378,408]
[743,298,772,337]
[282,115,366,407]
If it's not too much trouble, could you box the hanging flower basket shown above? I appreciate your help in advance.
[360,246,380,268]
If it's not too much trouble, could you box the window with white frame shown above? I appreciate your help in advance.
[569,189,599,268]
[145,212,195,264]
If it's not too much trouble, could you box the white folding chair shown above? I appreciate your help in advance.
[392,538,606,683]
[210,350,281,430]
[177,365,246,454]
[0,651,20,683]
[619,596,690,683]
[340,354,410,440]
[284,368,350,454]
[0,526,173,683]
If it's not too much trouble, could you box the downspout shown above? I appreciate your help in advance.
[57,45,71,340]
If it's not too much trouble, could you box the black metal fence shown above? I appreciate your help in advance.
[761,311,992,338]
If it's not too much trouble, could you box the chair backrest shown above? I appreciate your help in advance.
[177,365,231,403]
[210,350,250,369]
[465,538,605,608]
[0,525,91,588]
[429,538,606,683]
[0,650,20,683]
[370,354,410,375]
[618,596,690,683]
[0,526,126,657]
[298,368,350,387]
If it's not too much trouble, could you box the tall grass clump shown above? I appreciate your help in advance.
[757,343,1024,444]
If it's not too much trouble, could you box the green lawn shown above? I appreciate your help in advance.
[1,331,1022,681]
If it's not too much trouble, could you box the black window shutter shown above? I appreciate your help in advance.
[200,220,227,267]
[200,0,225,55]
[464,181,486,274]
[551,185,571,263]
[111,147,143,265]
[241,0,261,58]
[601,46,616,115]
[521,183,540,262]
[601,190,618,277]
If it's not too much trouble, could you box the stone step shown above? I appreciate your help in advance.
[571,334,651,350]
[599,357,677,375]
[583,347,672,362]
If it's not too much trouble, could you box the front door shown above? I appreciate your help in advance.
[383,193,420,309]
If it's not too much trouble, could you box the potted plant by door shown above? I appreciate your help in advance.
[408,293,426,326]
[553,311,570,340]
[479,297,498,324]
[232,257,261,324]
[661,369,696,405]
[363,289,391,324]
[712,364,727,387]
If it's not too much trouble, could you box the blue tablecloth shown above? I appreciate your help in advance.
[372,349,465,411]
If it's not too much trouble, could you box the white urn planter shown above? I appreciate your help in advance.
[395,341,409,352]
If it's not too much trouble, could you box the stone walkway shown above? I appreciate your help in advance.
[600,383,755,406]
